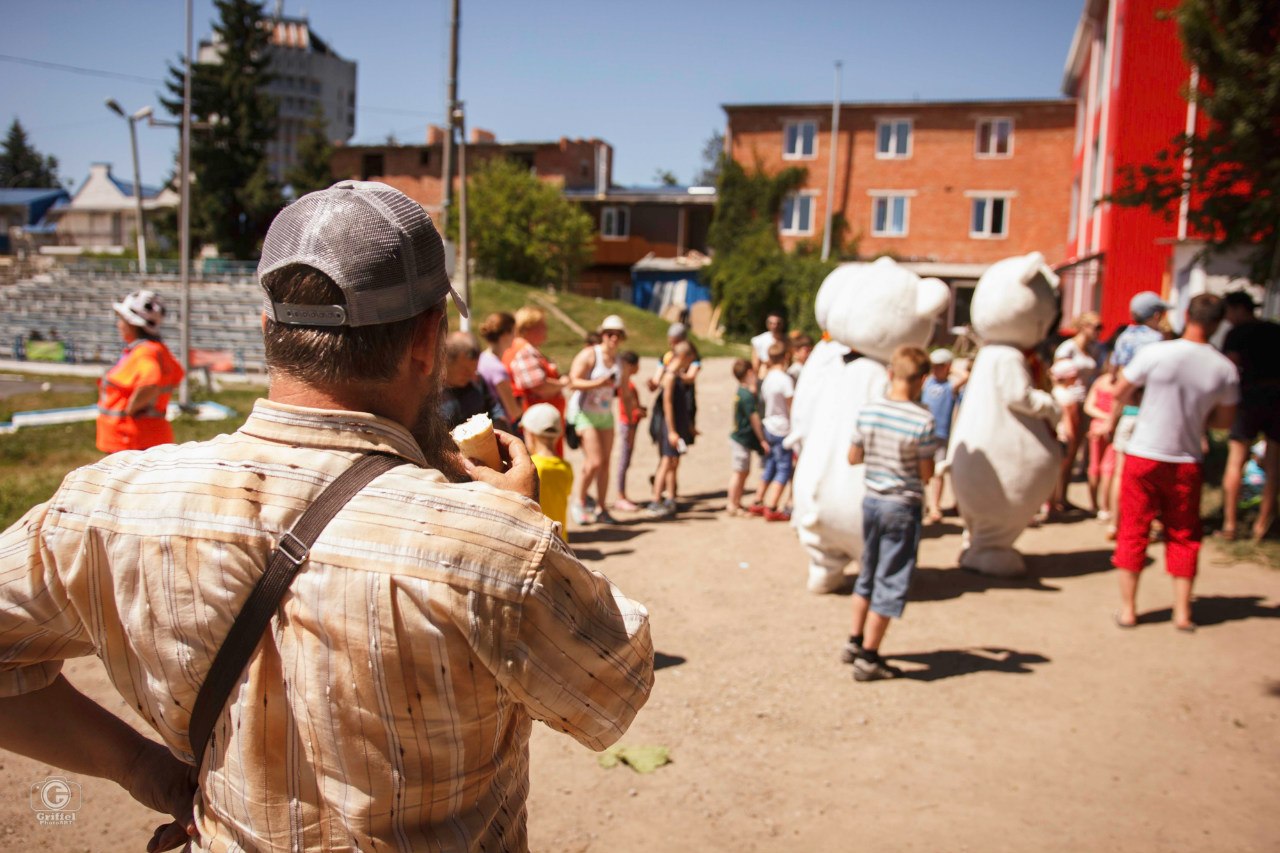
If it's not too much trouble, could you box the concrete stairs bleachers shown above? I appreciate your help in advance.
[0,270,268,370]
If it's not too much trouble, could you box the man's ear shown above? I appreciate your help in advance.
[261,312,269,333]
[408,308,447,376]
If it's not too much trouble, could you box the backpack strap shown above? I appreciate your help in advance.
[187,452,406,767]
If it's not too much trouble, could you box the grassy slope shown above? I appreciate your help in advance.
[450,277,746,368]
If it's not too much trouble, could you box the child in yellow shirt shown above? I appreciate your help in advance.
[523,403,574,540]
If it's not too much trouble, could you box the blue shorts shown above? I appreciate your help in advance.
[761,429,793,485]
[854,495,922,619]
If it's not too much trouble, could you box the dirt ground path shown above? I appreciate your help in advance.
[2,357,1277,851]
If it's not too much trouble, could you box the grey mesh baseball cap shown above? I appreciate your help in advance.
[258,180,467,327]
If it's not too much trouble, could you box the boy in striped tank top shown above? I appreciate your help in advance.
[843,346,937,681]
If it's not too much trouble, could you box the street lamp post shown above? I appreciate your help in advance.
[105,99,154,274]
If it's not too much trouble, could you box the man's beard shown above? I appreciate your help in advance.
[410,381,470,482]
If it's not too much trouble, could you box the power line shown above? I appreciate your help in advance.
[359,105,434,117]
[0,53,164,86]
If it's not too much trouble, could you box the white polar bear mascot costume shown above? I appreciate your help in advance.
[948,253,1063,577]
[790,257,951,593]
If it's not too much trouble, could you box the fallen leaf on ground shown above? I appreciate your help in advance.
[597,745,671,773]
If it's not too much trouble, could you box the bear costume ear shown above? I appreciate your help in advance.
[1017,252,1060,292]
[917,277,951,322]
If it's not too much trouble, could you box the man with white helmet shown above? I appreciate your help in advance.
[96,288,185,453]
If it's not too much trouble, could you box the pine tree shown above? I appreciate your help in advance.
[284,107,335,198]
[0,119,62,188]
[1111,0,1280,284]
[162,0,283,258]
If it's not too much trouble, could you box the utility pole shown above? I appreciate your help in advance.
[821,61,842,262]
[439,0,459,247]
[456,103,470,332]
[178,0,193,406]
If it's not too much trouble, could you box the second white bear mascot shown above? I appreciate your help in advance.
[948,253,1062,577]
[791,258,950,593]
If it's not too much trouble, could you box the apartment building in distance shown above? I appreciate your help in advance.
[723,98,1075,326]
[331,129,714,300]
[199,6,357,184]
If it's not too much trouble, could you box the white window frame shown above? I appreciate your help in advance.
[782,119,818,160]
[975,117,1014,158]
[779,191,817,236]
[601,206,630,240]
[965,191,1015,240]
[868,190,914,237]
[875,117,913,159]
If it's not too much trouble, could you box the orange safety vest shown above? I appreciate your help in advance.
[95,339,185,453]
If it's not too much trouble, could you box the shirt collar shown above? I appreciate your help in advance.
[239,399,429,467]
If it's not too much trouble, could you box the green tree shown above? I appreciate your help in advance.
[653,169,679,186]
[453,157,595,289]
[0,119,61,188]
[285,107,335,198]
[162,0,282,258]
[1110,0,1280,283]
[706,157,838,337]
[694,130,724,187]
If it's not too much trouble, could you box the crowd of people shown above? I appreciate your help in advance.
[0,179,1275,848]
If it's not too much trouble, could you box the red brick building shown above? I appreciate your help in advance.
[330,127,611,224]
[723,98,1076,325]
[330,129,714,300]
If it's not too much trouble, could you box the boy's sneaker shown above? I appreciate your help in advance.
[662,498,677,514]
[643,501,671,519]
[853,656,903,682]
[570,501,594,525]
[595,508,619,524]
[764,508,791,522]
[840,639,864,664]
[747,503,767,517]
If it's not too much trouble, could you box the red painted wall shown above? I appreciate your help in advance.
[1099,0,1190,328]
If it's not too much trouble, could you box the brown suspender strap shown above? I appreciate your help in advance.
[187,452,406,768]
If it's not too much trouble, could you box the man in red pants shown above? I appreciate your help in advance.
[1106,293,1239,631]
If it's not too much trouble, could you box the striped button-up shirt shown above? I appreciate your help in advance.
[0,400,654,852]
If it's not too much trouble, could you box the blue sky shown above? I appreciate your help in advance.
[2,0,1083,191]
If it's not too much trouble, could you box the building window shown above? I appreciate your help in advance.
[360,154,384,181]
[870,194,909,237]
[875,118,912,159]
[783,120,817,160]
[601,206,629,239]
[780,192,816,235]
[1068,180,1080,242]
[970,196,1010,239]
[975,118,1013,157]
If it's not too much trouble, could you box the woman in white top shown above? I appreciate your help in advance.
[1054,311,1102,387]
[568,315,626,524]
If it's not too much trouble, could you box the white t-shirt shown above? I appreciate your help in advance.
[751,331,781,364]
[760,368,795,437]
[1123,338,1239,464]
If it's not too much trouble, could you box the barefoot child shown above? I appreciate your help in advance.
[727,359,767,516]
[843,346,936,681]
[614,351,646,511]
[523,403,574,540]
